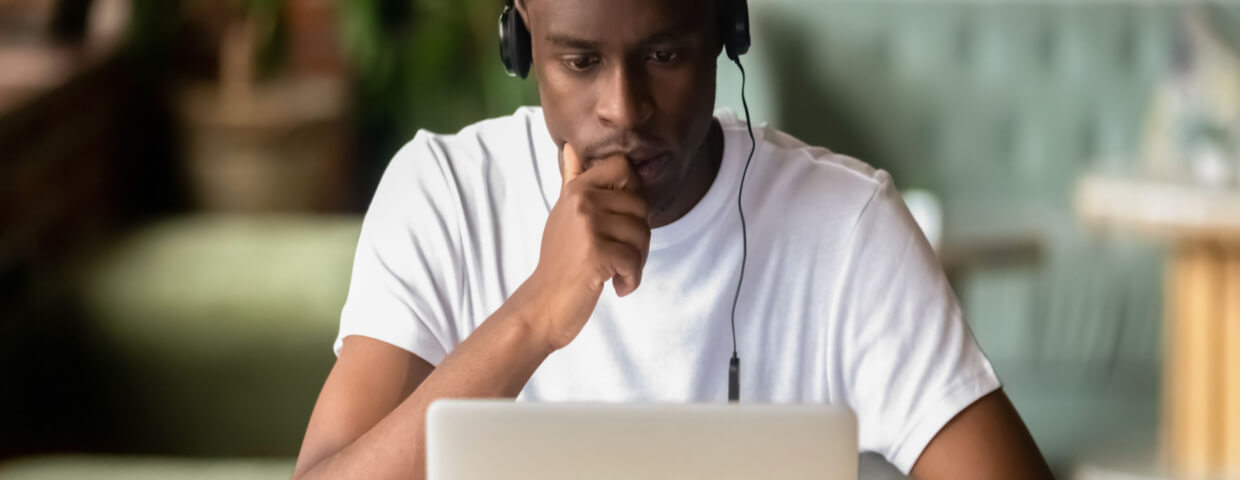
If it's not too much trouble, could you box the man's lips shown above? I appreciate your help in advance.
[580,143,671,184]
[591,147,669,167]
[629,151,670,182]
[628,151,668,167]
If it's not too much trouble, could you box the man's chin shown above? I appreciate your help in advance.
[640,188,677,222]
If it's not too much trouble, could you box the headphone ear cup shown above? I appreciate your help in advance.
[498,4,532,78]
[722,0,751,60]
[511,8,532,78]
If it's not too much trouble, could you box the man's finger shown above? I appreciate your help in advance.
[588,189,650,220]
[581,155,640,192]
[603,240,643,297]
[561,143,584,188]
[598,211,652,268]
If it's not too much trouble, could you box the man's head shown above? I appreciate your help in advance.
[514,0,728,215]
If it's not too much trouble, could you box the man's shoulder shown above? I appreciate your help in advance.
[367,107,548,218]
[737,119,894,222]
[391,106,545,168]
[451,105,545,142]
[753,122,890,192]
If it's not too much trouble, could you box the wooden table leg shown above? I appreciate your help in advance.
[1075,244,1238,479]
[1224,245,1240,476]
[1165,243,1223,476]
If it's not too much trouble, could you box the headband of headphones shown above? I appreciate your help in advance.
[498,0,750,79]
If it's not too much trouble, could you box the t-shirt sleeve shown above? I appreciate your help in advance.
[333,131,464,365]
[832,171,1001,474]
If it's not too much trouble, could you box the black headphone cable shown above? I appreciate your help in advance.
[728,56,756,403]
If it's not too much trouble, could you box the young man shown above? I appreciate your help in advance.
[293,0,1053,478]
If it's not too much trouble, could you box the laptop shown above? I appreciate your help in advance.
[426,400,858,480]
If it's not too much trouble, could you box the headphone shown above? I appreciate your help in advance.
[498,0,751,78]
[497,0,755,404]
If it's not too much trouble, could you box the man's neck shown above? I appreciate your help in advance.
[648,119,724,228]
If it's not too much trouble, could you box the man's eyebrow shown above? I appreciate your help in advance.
[546,34,601,49]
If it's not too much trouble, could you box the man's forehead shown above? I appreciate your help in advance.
[527,0,715,41]
[526,0,714,12]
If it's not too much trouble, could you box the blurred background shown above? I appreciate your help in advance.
[2,1,1240,479]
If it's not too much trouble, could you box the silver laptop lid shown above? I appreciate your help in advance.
[427,400,858,480]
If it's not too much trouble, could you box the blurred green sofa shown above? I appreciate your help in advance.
[2,2,1203,479]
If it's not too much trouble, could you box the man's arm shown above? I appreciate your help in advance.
[292,337,433,479]
[292,302,553,480]
[293,147,650,480]
[910,389,1054,479]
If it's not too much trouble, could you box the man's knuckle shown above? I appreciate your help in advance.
[571,193,591,215]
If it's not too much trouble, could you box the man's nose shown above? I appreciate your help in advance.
[595,64,653,130]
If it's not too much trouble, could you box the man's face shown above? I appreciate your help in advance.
[522,0,722,211]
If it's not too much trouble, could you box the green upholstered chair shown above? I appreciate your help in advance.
[0,456,293,480]
[71,214,359,458]
[2,215,360,479]
[712,2,1182,476]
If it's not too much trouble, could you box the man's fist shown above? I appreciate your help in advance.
[512,143,652,351]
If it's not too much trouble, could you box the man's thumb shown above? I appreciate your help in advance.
[562,143,584,188]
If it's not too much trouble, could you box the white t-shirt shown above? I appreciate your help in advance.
[335,106,1000,473]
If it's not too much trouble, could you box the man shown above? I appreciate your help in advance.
[293,0,1053,478]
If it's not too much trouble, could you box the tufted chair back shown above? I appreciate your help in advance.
[712,2,1201,473]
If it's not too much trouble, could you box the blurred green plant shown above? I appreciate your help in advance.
[123,0,540,199]
[231,0,288,78]
[125,0,182,65]
[339,0,539,135]
[126,0,287,79]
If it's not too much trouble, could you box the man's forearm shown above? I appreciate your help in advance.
[296,145,648,480]
[294,297,553,480]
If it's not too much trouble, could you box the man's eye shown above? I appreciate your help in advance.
[648,50,679,64]
[562,55,599,72]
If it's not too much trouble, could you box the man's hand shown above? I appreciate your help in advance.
[514,143,652,351]
[294,145,653,480]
